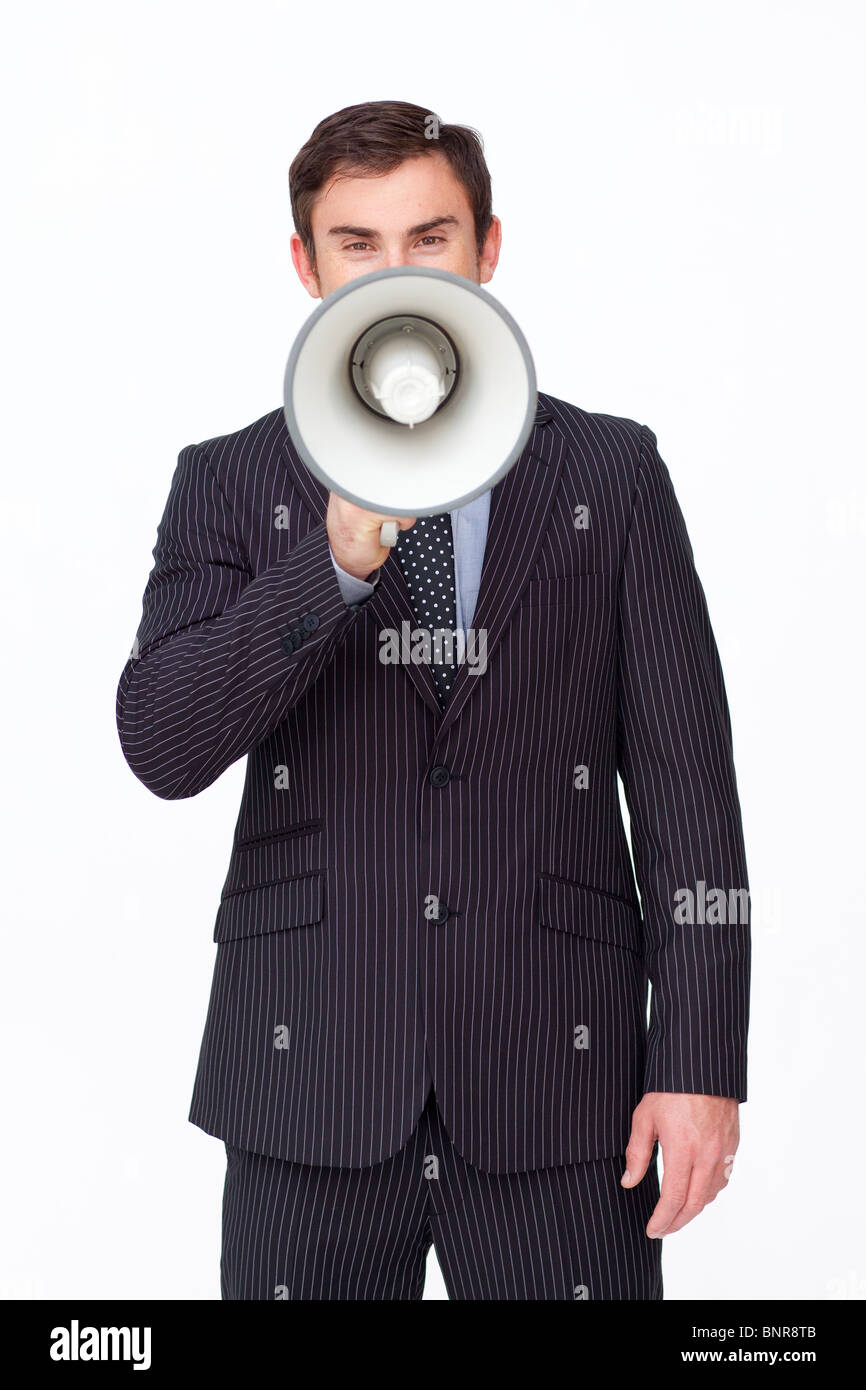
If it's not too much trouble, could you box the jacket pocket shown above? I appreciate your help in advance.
[219,820,323,900]
[519,572,611,606]
[234,818,322,850]
[213,870,324,944]
[536,872,642,955]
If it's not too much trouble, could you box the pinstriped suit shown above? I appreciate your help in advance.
[116,392,750,1187]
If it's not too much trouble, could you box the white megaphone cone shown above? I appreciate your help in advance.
[282,266,536,547]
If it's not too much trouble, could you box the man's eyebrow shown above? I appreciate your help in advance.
[326,215,461,239]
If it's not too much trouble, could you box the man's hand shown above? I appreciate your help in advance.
[621,1092,739,1238]
[327,493,416,580]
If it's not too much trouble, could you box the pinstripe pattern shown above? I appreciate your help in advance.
[220,1086,662,1300]
[116,390,750,1172]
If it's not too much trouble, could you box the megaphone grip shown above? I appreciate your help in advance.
[379,521,398,547]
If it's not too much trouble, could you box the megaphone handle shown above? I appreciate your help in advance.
[379,521,398,547]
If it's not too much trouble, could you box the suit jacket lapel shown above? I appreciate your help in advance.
[434,397,564,733]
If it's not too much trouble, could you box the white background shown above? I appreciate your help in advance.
[2,0,864,1301]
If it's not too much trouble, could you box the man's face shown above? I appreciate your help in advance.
[291,151,501,300]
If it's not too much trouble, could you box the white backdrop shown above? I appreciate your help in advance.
[2,0,864,1301]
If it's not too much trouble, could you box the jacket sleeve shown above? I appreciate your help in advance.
[616,424,751,1101]
[116,442,366,800]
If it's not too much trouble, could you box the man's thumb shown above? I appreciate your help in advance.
[621,1108,655,1187]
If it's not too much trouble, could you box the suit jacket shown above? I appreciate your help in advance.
[115,391,750,1172]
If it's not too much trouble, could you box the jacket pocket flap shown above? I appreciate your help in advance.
[213,871,324,944]
[536,873,642,954]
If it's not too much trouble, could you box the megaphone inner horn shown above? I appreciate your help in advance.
[349,314,459,427]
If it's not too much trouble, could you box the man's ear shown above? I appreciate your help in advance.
[290,231,322,300]
[478,214,502,286]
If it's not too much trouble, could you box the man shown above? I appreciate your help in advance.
[116,99,750,1301]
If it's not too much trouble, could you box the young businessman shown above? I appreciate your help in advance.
[116,99,750,1300]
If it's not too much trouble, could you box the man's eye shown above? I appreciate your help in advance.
[418,236,444,246]
[345,242,371,252]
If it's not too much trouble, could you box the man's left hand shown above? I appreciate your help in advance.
[620,1092,739,1238]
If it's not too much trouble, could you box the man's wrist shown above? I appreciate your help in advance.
[328,545,380,604]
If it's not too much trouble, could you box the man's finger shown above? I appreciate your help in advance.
[646,1154,693,1238]
[661,1160,726,1237]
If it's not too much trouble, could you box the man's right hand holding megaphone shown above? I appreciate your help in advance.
[325,493,417,582]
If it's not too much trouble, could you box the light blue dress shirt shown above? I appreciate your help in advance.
[328,490,491,633]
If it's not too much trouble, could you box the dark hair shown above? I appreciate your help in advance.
[289,100,492,265]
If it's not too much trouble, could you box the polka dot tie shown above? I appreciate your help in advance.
[394,513,457,708]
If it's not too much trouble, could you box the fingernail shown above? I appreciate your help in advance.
[621,1170,631,1184]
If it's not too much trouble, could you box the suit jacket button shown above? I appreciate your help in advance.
[301,612,319,632]
[281,629,303,653]
[429,764,450,788]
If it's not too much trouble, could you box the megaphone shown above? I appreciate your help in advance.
[283,266,536,546]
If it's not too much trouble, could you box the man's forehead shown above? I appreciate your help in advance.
[312,153,468,221]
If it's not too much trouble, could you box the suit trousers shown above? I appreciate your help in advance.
[220,1086,663,1300]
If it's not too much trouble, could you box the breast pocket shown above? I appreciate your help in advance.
[520,572,610,606]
